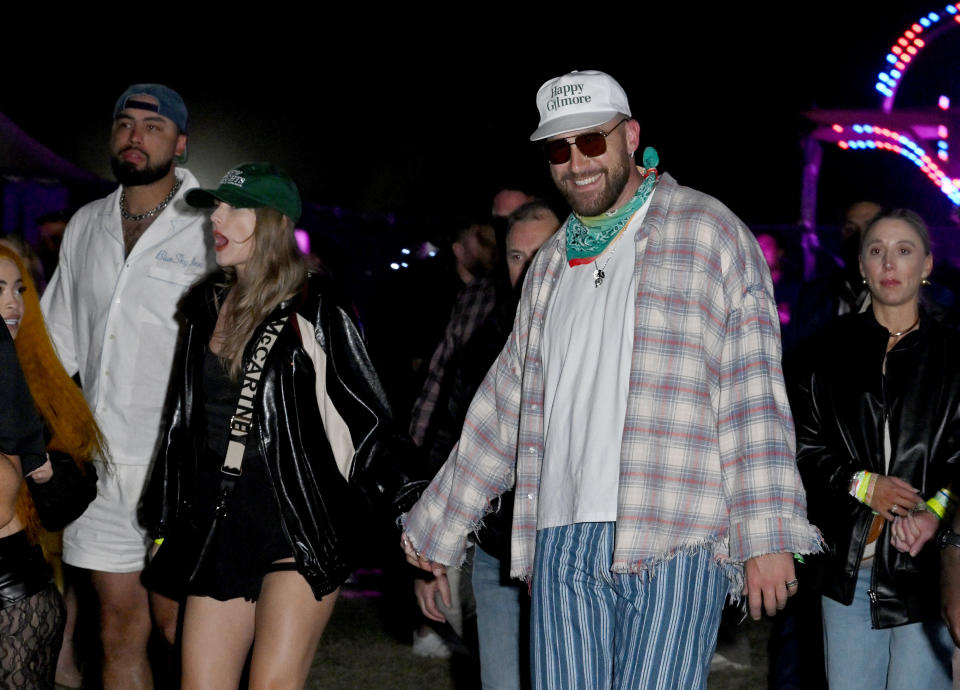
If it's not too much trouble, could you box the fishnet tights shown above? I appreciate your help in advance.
[0,585,64,689]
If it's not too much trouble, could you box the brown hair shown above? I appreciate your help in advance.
[861,208,932,255]
[0,245,106,541]
[215,208,308,378]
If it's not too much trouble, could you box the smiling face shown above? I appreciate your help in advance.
[109,95,186,187]
[859,218,932,310]
[210,202,257,276]
[0,258,25,339]
[547,116,640,216]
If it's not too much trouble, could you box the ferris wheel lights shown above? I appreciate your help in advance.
[848,11,960,205]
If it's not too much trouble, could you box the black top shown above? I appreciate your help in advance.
[185,348,291,602]
[0,325,45,475]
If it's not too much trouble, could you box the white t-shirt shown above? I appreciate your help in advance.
[538,202,650,529]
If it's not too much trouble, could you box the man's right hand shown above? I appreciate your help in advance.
[414,575,451,623]
[401,531,447,577]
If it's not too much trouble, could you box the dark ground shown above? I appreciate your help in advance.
[62,564,776,689]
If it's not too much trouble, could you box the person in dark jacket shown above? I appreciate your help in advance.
[139,163,421,689]
[795,208,959,689]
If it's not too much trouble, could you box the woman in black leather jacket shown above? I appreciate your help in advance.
[795,209,958,689]
[140,163,420,689]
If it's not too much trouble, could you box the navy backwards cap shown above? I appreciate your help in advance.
[113,83,189,134]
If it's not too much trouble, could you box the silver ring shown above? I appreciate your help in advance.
[785,579,799,588]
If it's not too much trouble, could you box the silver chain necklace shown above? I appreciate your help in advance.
[120,176,182,221]
[593,229,628,288]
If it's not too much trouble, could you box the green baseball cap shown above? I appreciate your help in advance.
[186,162,302,223]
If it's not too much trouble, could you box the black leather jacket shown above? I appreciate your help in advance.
[794,310,960,628]
[139,272,423,599]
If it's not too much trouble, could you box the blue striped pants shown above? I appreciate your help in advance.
[531,523,728,690]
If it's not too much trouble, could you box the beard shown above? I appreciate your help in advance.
[555,152,632,216]
[110,149,174,187]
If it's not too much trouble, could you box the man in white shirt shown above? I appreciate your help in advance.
[42,84,213,689]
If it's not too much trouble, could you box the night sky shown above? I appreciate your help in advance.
[3,3,956,233]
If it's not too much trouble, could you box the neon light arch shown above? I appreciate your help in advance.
[816,4,960,208]
[875,5,960,113]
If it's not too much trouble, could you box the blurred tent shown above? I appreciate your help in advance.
[0,111,110,244]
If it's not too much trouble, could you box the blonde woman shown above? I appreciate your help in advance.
[796,209,958,689]
[141,163,419,689]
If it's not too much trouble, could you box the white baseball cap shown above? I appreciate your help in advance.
[530,70,632,141]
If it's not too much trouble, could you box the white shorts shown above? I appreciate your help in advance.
[62,462,150,573]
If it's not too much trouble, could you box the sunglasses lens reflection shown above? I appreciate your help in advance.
[544,140,572,165]
[576,133,607,157]
[543,133,609,164]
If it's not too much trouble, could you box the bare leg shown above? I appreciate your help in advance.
[248,571,339,689]
[55,578,82,687]
[89,570,153,690]
[180,596,255,690]
[149,591,179,647]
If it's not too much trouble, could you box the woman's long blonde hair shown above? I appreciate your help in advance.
[215,208,307,378]
[0,245,106,540]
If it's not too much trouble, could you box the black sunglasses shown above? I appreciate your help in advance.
[542,119,628,165]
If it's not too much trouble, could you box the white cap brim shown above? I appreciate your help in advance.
[529,110,622,141]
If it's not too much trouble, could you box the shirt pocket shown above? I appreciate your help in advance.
[638,267,706,333]
[634,267,709,389]
[146,263,205,289]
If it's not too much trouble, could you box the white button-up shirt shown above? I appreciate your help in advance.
[41,168,214,465]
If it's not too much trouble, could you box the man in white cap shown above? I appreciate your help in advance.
[402,70,820,688]
[42,84,213,689]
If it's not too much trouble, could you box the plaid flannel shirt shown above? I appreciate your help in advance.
[403,174,821,592]
[409,275,497,446]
